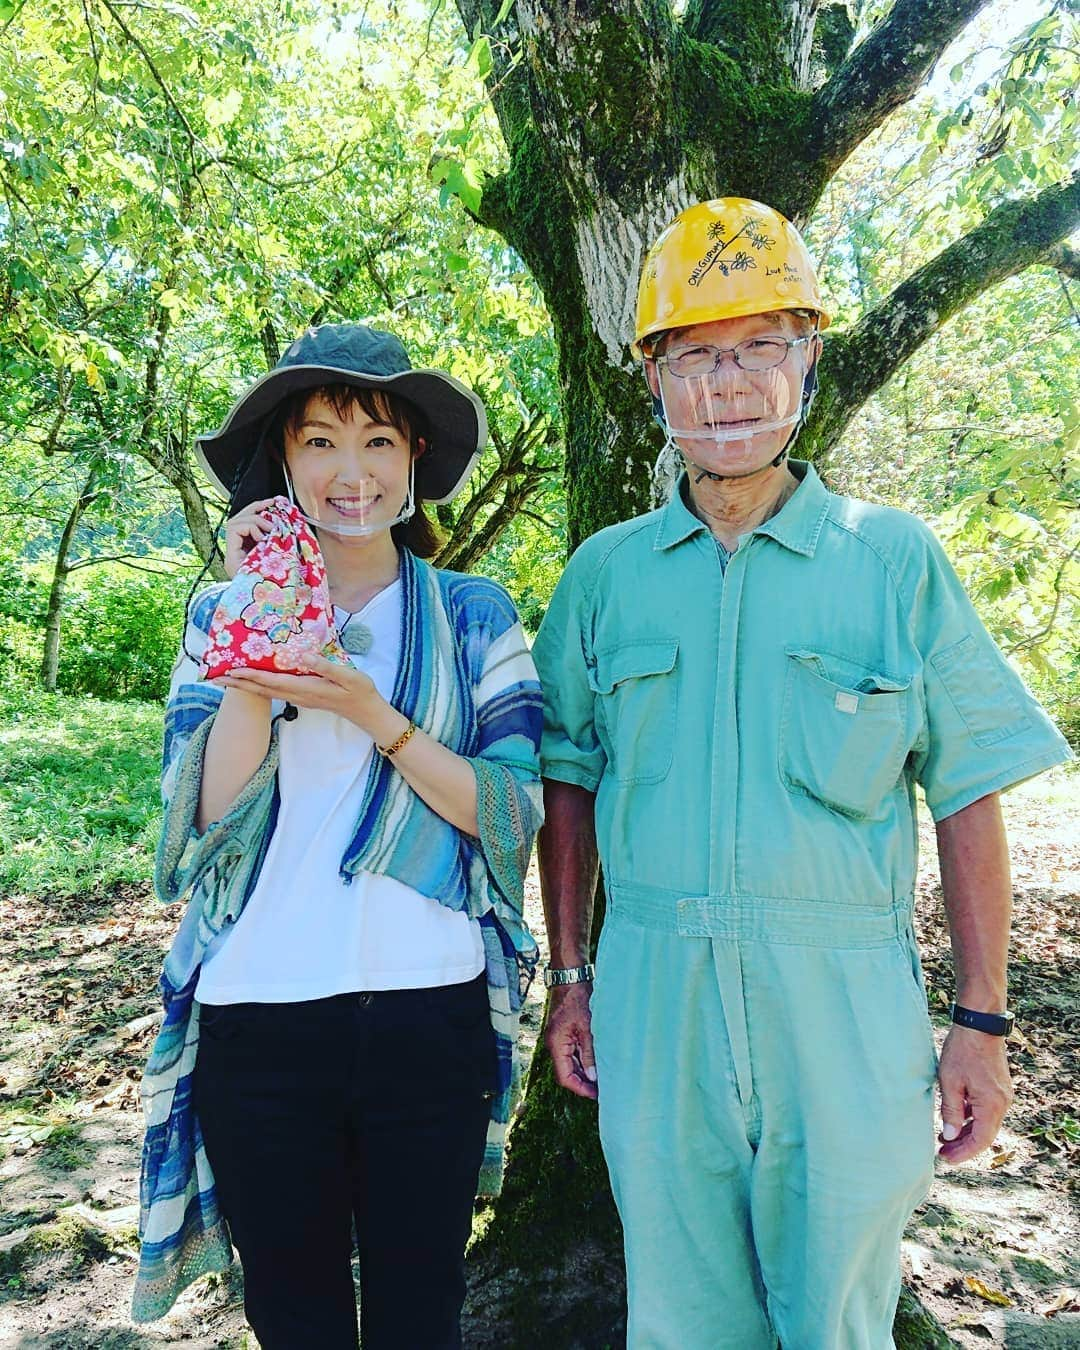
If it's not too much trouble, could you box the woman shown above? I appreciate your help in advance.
[132,324,544,1349]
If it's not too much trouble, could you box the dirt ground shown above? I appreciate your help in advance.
[0,768,1077,1348]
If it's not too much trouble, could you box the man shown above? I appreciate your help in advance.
[532,198,1070,1348]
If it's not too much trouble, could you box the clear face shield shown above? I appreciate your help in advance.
[282,460,416,538]
[653,333,812,450]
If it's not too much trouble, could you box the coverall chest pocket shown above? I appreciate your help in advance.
[590,638,679,786]
[780,649,914,820]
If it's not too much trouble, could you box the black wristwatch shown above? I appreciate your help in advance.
[950,1002,1014,1036]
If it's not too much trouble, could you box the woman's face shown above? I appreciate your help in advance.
[282,392,413,534]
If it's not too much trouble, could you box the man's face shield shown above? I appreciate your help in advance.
[651,333,813,449]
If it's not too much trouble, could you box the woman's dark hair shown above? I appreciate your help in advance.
[267,382,443,559]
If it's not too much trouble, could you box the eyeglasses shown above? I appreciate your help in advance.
[655,335,811,378]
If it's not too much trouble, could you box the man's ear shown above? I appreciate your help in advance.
[807,331,823,372]
[643,357,661,400]
[413,436,428,459]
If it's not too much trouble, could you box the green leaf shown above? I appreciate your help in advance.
[9,259,42,293]
[204,88,243,128]
[429,156,483,214]
[468,35,493,79]
[996,156,1022,187]
[456,158,483,214]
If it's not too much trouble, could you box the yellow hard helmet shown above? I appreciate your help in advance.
[633,198,830,354]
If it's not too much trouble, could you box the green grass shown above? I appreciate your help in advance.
[1011,1255,1063,1288]
[1030,1114,1080,1150]
[0,1213,121,1289]
[39,1122,92,1172]
[0,684,163,896]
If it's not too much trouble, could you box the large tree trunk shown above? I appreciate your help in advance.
[451,3,1078,1343]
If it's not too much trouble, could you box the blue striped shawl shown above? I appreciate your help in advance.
[132,549,543,1323]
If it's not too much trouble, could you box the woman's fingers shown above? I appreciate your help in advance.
[230,516,268,547]
[226,501,277,544]
[222,502,280,576]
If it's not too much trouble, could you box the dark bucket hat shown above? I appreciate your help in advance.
[196,324,486,511]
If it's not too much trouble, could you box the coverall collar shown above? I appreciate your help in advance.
[653,458,830,557]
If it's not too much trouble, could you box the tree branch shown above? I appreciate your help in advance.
[66,554,179,576]
[810,0,992,178]
[1006,539,1080,655]
[1044,242,1080,283]
[806,169,1080,457]
[452,1,532,149]
[195,140,359,191]
[96,0,202,179]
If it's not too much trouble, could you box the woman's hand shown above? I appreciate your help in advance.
[213,654,396,740]
[215,656,480,835]
[223,498,279,578]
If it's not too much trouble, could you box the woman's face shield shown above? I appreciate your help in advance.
[283,460,416,538]
[652,332,813,450]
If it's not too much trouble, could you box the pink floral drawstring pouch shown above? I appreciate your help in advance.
[200,497,349,680]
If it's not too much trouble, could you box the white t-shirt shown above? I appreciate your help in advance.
[194,580,484,1004]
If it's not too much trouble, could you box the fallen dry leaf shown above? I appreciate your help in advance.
[1039,1289,1080,1317]
[964,1275,1014,1307]
[948,1313,994,1334]
[1008,1026,1037,1056]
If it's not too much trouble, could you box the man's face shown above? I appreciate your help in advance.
[645,311,819,479]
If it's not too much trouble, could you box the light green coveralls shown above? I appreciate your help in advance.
[532,462,1069,1349]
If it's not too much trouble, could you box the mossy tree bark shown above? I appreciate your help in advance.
[451,2,1077,1343]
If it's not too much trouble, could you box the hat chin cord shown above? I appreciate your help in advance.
[282,462,416,537]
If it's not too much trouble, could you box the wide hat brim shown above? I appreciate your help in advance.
[195,364,486,511]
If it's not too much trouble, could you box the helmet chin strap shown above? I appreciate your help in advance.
[686,439,792,485]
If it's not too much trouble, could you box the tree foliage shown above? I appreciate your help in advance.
[0,0,562,682]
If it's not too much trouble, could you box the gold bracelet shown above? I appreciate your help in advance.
[378,720,417,757]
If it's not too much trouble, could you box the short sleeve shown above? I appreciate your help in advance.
[532,552,607,792]
[907,527,1070,821]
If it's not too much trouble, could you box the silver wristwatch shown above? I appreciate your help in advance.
[543,963,596,988]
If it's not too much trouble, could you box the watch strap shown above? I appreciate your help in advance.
[950,1002,1014,1036]
[543,963,596,988]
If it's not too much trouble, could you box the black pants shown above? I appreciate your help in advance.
[193,975,496,1350]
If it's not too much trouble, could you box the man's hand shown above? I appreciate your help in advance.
[936,1025,1013,1164]
[544,983,598,1100]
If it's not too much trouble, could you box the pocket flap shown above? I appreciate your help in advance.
[592,638,679,693]
[786,648,911,696]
